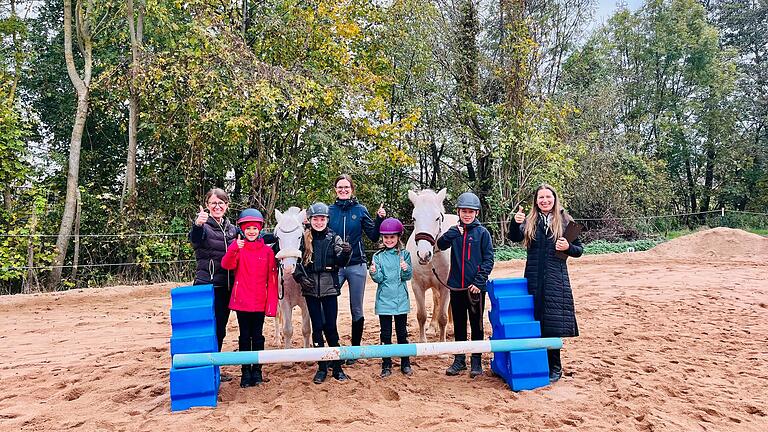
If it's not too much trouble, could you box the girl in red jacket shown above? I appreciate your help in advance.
[221,208,278,388]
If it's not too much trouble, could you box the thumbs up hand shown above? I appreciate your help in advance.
[514,205,526,224]
[370,260,377,274]
[377,203,386,218]
[195,205,209,227]
[400,258,408,271]
[237,235,245,249]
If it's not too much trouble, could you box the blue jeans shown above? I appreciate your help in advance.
[338,263,368,322]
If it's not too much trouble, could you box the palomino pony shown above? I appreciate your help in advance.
[272,207,312,349]
[406,189,459,342]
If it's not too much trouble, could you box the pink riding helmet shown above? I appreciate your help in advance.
[379,217,404,235]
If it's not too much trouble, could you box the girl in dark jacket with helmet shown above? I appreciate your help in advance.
[221,208,278,388]
[436,191,495,379]
[507,184,583,382]
[293,202,353,384]
[189,188,238,358]
[328,174,386,361]
[369,218,413,377]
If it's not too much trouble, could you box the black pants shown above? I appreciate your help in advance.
[305,295,340,348]
[450,290,486,348]
[236,311,266,351]
[213,286,232,351]
[380,314,408,366]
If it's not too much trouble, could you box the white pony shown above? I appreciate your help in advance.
[272,207,312,349]
[406,189,459,342]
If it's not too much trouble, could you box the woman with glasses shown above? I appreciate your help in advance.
[189,188,239,369]
[328,174,386,363]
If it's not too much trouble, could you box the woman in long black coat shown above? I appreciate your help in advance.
[507,184,582,382]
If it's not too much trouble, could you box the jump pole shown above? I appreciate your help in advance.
[173,337,562,369]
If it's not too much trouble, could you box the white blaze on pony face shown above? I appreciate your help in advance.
[274,207,306,273]
[409,188,447,264]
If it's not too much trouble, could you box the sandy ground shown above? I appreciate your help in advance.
[0,228,766,431]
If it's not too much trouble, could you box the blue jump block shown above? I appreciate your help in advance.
[487,278,528,301]
[171,284,216,308]
[491,320,541,339]
[169,284,220,412]
[170,365,219,411]
[489,296,535,323]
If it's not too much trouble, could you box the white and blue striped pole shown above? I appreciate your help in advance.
[172,338,562,368]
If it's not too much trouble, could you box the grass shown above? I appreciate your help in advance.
[495,238,663,262]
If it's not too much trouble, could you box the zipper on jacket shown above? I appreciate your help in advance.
[461,227,467,289]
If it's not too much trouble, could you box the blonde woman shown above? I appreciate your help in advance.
[507,184,583,382]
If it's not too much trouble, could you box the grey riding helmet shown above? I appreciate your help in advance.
[307,202,329,218]
[456,192,481,210]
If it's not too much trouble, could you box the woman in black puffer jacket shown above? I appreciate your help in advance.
[189,188,238,355]
[507,184,583,383]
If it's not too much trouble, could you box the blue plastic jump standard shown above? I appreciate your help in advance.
[169,284,220,412]
[486,277,551,391]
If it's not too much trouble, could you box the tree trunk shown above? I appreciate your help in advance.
[123,0,143,211]
[24,210,39,294]
[699,144,715,214]
[71,189,82,285]
[49,0,92,290]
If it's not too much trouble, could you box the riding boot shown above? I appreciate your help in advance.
[469,354,483,378]
[548,349,562,382]
[381,357,392,378]
[445,354,467,376]
[346,318,365,365]
[332,360,350,381]
[250,364,263,386]
[313,361,328,384]
[240,365,252,388]
[400,357,413,376]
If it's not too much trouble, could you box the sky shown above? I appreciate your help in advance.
[590,0,645,30]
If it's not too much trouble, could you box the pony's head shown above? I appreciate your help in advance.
[274,206,306,273]
[409,188,447,265]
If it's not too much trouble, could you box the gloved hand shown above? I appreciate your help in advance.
[340,242,352,254]
[300,276,315,290]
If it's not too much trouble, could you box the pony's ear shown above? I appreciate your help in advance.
[436,188,447,203]
[408,190,419,205]
[298,209,307,223]
[275,209,283,223]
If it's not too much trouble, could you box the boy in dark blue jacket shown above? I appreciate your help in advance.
[436,192,495,378]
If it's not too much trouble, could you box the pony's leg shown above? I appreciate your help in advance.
[413,282,428,343]
[437,287,451,342]
[299,299,312,348]
[429,287,442,336]
[282,303,294,350]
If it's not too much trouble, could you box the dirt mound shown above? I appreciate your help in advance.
[647,227,768,260]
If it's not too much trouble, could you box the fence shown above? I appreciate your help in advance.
[1,209,766,295]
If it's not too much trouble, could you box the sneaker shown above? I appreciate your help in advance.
[445,355,467,376]
[380,367,392,378]
[313,369,328,384]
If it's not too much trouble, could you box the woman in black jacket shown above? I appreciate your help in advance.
[293,202,353,384]
[188,188,239,362]
[507,184,583,382]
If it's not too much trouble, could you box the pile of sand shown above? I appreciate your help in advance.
[647,227,768,260]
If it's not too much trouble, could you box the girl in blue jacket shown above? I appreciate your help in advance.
[436,192,495,379]
[369,218,413,377]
